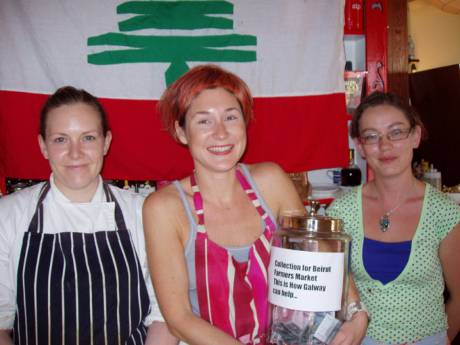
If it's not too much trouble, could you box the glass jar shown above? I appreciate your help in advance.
[268,202,351,345]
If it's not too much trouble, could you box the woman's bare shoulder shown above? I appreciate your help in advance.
[144,182,186,216]
[245,162,290,189]
[246,161,286,181]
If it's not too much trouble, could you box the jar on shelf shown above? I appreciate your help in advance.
[268,201,351,344]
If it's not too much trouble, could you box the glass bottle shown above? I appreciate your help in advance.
[340,149,361,187]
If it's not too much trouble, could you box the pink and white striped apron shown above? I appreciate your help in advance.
[190,167,276,345]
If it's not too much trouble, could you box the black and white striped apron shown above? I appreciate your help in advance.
[13,182,150,345]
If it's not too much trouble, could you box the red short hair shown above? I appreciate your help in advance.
[158,64,253,141]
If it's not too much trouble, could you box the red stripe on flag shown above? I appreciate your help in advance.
[0,90,348,190]
[246,93,349,172]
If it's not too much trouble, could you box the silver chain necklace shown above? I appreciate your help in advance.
[379,201,405,232]
[378,181,415,232]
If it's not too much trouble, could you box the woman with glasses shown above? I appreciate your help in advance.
[327,91,460,344]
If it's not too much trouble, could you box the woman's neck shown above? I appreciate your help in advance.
[368,171,419,205]
[193,165,241,207]
[54,177,100,203]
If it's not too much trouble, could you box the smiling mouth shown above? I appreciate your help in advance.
[380,157,396,163]
[207,145,233,154]
[66,164,87,169]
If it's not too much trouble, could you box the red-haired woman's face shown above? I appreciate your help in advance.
[175,87,247,174]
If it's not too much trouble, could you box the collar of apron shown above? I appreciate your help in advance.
[189,165,276,232]
[27,182,127,233]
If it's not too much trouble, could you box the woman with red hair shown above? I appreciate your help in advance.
[143,64,367,345]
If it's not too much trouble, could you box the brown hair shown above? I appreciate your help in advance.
[40,86,110,137]
[351,91,426,139]
[158,64,253,141]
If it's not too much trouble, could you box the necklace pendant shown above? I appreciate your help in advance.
[379,214,390,232]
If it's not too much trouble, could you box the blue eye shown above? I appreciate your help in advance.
[388,128,411,140]
[83,135,96,142]
[226,114,239,121]
[53,137,66,144]
[361,133,379,144]
[196,117,212,126]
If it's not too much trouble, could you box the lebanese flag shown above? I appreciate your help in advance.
[0,0,348,193]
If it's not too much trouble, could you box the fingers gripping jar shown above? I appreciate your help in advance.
[268,201,350,345]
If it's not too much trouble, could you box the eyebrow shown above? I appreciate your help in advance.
[361,121,408,132]
[191,107,242,117]
[47,129,101,137]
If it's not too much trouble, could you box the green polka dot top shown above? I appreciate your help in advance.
[327,183,460,343]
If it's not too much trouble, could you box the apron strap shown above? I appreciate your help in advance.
[235,168,277,232]
[190,165,276,233]
[191,165,274,343]
[103,183,128,231]
[27,182,51,234]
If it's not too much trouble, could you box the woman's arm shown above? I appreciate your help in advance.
[330,275,368,345]
[145,321,179,345]
[143,190,241,345]
[250,162,306,219]
[440,222,460,340]
[0,329,13,345]
[0,197,21,335]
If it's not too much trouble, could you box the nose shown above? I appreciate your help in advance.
[68,139,82,159]
[213,119,228,139]
[378,134,393,149]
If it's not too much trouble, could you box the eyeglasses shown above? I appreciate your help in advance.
[359,127,413,145]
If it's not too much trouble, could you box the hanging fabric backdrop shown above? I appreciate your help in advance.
[0,0,349,192]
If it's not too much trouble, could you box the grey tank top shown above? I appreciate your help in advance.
[173,164,277,316]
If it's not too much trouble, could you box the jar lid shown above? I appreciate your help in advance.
[281,200,343,233]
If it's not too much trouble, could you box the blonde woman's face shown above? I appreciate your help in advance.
[38,102,111,199]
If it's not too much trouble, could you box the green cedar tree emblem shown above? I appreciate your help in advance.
[87,1,257,85]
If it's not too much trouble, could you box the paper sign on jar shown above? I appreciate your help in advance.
[268,246,344,311]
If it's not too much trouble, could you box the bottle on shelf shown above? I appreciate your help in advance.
[341,149,362,187]
[423,164,442,190]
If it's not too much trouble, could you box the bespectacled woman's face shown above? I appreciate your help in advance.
[38,102,112,201]
[354,104,421,179]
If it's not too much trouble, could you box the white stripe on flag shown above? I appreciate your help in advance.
[0,0,345,99]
